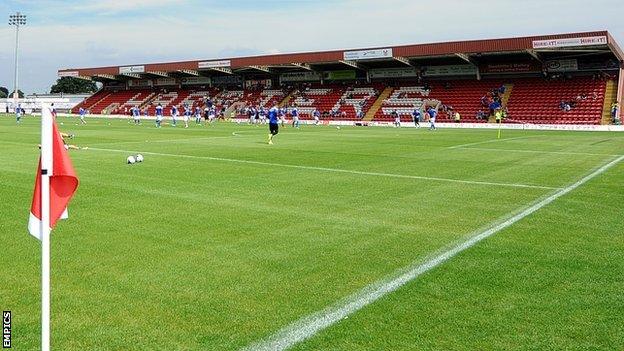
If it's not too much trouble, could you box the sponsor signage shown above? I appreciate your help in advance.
[532,36,608,49]
[198,60,231,69]
[154,78,177,86]
[369,68,418,79]
[482,62,540,74]
[545,59,578,72]
[423,65,477,77]
[326,70,356,80]
[211,75,242,85]
[180,77,212,85]
[58,71,79,77]
[280,71,322,82]
[343,48,393,60]
[127,79,152,87]
[119,65,145,74]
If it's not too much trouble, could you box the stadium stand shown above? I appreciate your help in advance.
[506,77,606,124]
[58,32,623,125]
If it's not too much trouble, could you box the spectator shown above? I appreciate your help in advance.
[612,101,620,123]
[453,111,461,123]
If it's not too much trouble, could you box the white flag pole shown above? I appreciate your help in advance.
[40,103,53,351]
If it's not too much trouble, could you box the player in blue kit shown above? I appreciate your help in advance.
[132,106,141,125]
[183,104,191,128]
[78,107,87,125]
[313,109,321,125]
[155,103,164,128]
[170,105,178,127]
[291,105,300,128]
[427,106,437,130]
[194,106,202,125]
[268,105,279,145]
[412,107,421,128]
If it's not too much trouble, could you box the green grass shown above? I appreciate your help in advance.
[0,115,622,350]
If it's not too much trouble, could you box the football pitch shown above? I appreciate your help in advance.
[1,115,623,350]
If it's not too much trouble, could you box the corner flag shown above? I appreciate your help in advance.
[28,108,79,239]
[27,104,78,351]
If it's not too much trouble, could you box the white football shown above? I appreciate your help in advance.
[127,156,136,164]
[136,154,144,162]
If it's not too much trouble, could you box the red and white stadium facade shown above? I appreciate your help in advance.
[59,31,624,127]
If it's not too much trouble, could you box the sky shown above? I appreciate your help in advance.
[0,0,623,94]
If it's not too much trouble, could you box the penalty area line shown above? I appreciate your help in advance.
[240,154,624,351]
[88,147,560,190]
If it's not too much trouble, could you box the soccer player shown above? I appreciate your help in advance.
[183,104,191,128]
[427,106,437,130]
[170,105,178,127]
[15,104,22,124]
[155,103,164,128]
[259,107,267,125]
[279,106,287,126]
[78,107,87,125]
[248,106,255,124]
[391,110,400,127]
[412,107,421,128]
[194,106,202,125]
[208,107,216,123]
[313,108,321,125]
[291,105,300,128]
[132,106,141,125]
[143,107,149,120]
[268,105,279,145]
[204,105,210,123]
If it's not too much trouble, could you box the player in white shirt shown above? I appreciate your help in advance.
[259,107,267,125]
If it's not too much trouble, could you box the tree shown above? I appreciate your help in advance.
[0,87,23,98]
[50,77,97,94]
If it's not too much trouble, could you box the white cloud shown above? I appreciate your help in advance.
[0,0,622,93]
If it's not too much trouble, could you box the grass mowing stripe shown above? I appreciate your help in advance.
[87,147,560,190]
[455,146,622,157]
[241,154,624,351]
[446,135,543,149]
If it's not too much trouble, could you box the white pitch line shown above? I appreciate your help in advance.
[241,154,624,351]
[456,147,622,157]
[88,147,559,190]
[90,133,244,147]
[447,135,543,149]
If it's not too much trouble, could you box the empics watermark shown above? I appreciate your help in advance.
[2,311,10,348]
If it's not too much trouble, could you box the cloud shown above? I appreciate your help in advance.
[0,0,622,93]
[74,0,183,14]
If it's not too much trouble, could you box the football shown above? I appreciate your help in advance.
[136,154,144,162]
[127,156,136,164]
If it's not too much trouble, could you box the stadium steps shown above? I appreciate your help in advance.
[225,101,245,117]
[138,92,157,109]
[81,91,112,113]
[501,83,513,106]
[278,91,294,107]
[363,86,393,121]
[601,79,617,124]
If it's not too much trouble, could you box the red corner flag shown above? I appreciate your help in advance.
[28,116,79,240]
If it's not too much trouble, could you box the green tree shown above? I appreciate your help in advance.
[50,77,97,94]
[0,87,24,98]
